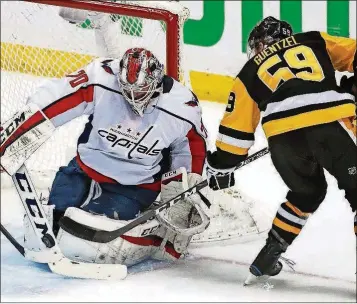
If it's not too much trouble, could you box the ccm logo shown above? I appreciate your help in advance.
[15,172,49,236]
[141,225,160,236]
[0,112,26,145]
[157,187,197,213]
[163,170,177,178]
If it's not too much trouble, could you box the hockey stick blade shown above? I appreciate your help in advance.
[88,147,270,243]
[0,223,25,256]
[48,259,127,280]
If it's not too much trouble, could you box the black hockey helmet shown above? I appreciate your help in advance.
[247,16,293,58]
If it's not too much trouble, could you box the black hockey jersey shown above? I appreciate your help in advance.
[216,31,356,157]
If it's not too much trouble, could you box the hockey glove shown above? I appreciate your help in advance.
[206,151,235,191]
[340,75,356,97]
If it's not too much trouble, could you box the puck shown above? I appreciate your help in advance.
[42,234,55,248]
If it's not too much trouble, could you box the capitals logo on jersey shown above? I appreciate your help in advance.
[98,124,162,159]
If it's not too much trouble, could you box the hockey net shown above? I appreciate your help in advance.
[1,0,269,246]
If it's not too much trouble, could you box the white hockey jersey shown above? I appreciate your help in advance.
[25,59,207,191]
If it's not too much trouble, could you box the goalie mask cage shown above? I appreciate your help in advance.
[1,0,268,246]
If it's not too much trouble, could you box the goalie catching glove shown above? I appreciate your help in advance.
[157,167,210,236]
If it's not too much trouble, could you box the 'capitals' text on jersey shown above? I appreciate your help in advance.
[25,59,207,191]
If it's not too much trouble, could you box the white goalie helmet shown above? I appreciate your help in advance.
[118,48,164,116]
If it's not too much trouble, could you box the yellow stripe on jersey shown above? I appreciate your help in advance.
[215,140,249,155]
[220,77,261,134]
[320,32,356,73]
[263,103,356,138]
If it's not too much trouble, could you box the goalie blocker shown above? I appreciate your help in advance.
[0,103,55,175]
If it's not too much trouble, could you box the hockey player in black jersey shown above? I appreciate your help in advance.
[205,16,357,282]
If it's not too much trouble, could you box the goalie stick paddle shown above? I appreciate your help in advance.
[69,147,269,243]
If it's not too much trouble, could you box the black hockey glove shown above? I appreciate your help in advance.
[340,75,355,96]
[206,151,236,191]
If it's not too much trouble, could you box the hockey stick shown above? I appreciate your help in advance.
[59,147,270,243]
[2,164,128,280]
[0,223,25,256]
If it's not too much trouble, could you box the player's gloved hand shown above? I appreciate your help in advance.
[206,151,235,191]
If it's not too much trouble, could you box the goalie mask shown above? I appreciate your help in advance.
[247,16,293,59]
[118,48,164,116]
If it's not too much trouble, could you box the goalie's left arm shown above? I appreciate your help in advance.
[168,100,207,177]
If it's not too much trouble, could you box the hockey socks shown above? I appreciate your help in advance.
[271,201,310,245]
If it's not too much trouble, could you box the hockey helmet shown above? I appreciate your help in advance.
[247,16,293,58]
[118,48,164,116]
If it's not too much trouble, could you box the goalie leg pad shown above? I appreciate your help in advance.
[56,208,182,266]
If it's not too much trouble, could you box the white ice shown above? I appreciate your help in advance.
[1,94,356,302]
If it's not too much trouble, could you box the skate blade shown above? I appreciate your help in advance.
[243,273,270,286]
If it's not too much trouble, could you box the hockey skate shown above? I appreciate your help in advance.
[244,231,288,286]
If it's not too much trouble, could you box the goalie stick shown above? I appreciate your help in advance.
[59,147,270,243]
[1,165,127,280]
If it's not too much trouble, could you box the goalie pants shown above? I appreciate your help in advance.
[49,157,159,221]
[268,120,357,244]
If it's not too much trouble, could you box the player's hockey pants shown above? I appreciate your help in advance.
[268,120,357,244]
[48,157,159,221]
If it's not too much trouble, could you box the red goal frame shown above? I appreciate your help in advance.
[25,0,181,80]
